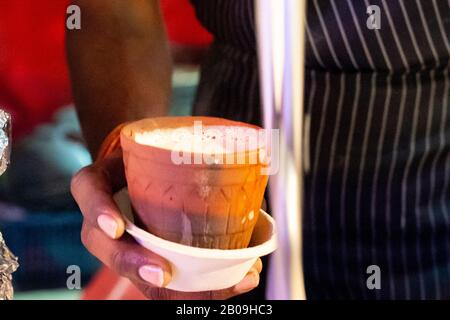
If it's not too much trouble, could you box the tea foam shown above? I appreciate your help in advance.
[133,125,261,154]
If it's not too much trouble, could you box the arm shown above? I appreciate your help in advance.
[66,0,172,157]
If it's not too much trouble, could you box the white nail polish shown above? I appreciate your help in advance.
[97,215,118,239]
[138,265,165,287]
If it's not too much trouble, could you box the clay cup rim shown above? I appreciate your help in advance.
[120,116,267,169]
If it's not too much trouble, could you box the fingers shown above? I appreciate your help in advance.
[81,219,261,299]
[71,153,126,239]
[254,258,263,273]
[232,258,262,295]
[81,221,172,287]
[134,258,263,300]
[132,282,246,300]
[73,154,263,299]
[134,272,260,300]
[76,155,173,289]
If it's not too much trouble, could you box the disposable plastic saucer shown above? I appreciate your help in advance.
[113,188,278,292]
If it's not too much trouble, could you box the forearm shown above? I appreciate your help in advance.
[66,0,172,156]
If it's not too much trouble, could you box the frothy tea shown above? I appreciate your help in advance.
[133,124,264,156]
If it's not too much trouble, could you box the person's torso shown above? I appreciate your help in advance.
[190,0,450,300]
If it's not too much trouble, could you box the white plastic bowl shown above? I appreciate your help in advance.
[113,188,277,292]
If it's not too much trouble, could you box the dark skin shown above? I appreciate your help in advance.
[67,0,262,300]
[67,0,172,157]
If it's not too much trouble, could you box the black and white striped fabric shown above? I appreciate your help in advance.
[190,0,450,299]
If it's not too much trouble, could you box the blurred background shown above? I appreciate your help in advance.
[0,0,212,299]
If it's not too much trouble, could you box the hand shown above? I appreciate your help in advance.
[71,151,262,300]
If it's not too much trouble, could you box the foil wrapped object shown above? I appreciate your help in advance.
[0,109,16,300]
[0,110,11,176]
[0,232,18,300]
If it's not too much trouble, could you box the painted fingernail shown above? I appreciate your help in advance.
[138,265,165,287]
[97,215,118,239]
[234,270,259,292]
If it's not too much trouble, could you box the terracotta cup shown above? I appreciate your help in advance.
[120,116,269,249]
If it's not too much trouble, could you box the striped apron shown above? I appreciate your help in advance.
[190,0,450,299]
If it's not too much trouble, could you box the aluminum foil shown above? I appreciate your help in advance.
[0,109,16,300]
[0,109,11,176]
[0,232,18,300]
